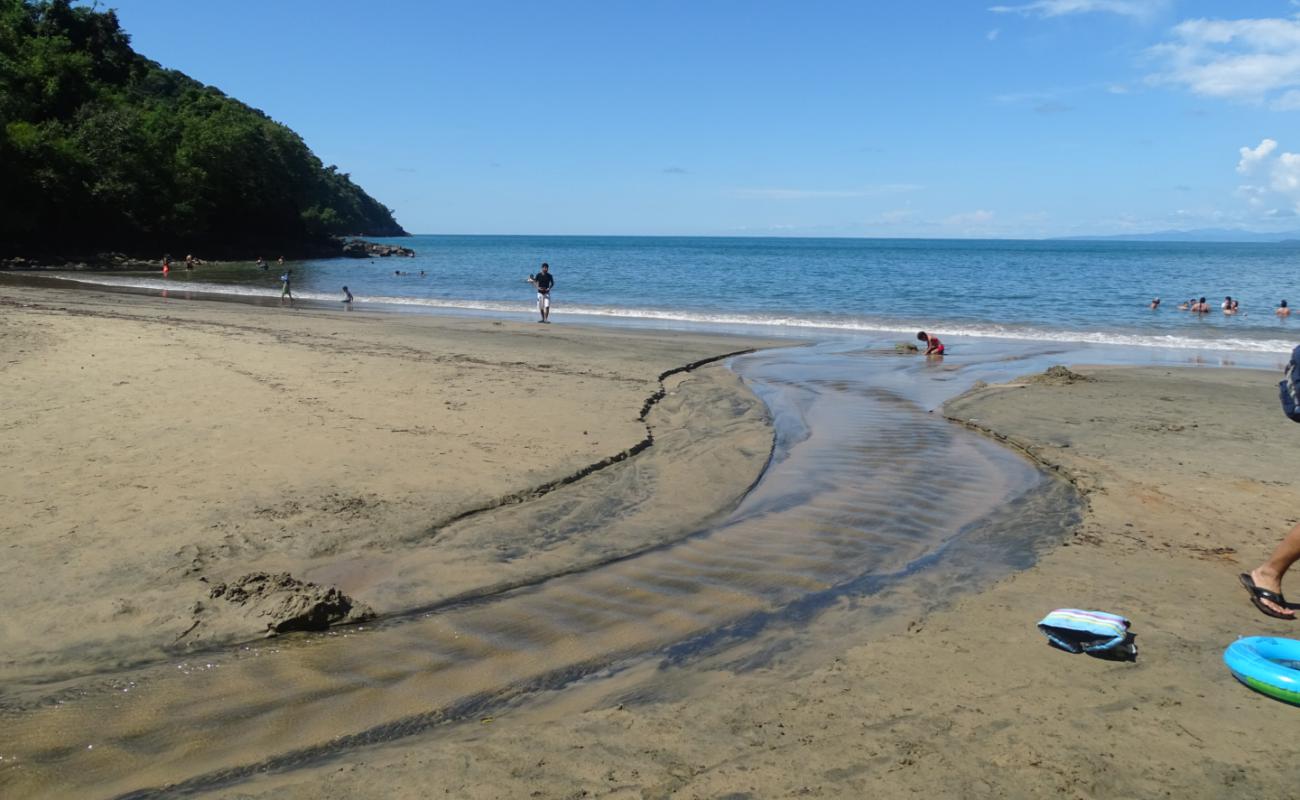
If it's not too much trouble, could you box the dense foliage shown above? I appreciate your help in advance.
[0,0,406,256]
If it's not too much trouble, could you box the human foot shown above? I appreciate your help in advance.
[1241,571,1295,619]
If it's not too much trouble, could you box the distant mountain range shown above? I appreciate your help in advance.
[1058,228,1300,243]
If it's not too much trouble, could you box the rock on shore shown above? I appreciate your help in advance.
[342,238,416,258]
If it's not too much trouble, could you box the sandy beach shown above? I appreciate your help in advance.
[0,284,781,689]
[226,364,1300,799]
[5,284,1300,799]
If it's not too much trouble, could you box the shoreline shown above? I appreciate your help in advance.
[6,267,1296,357]
[0,234,413,271]
[0,284,788,690]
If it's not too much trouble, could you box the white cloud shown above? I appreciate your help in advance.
[1237,138,1277,173]
[1274,152,1300,193]
[1278,89,1300,110]
[989,0,1166,18]
[987,28,1001,41]
[1147,17,1300,108]
[1233,139,1300,216]
[878,209,916,223]
[944,210,996,225]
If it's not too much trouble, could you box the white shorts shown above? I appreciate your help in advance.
[537,291,551,310]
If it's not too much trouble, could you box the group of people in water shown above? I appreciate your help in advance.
[1149,296,1293,317]
[159,253,206,275]
[255,259,556,321]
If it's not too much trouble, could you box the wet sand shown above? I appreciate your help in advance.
[228,364,1300,800]
[0,285,782,689]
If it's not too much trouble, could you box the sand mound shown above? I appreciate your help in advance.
[207,572,375,635]
[1026,365,1092,385]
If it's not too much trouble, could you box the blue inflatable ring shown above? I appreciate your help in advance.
[1224,636,1300,706]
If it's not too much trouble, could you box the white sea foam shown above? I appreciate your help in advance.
[45,273,1297,354]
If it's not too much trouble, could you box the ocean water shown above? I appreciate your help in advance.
[41,235,1300,352]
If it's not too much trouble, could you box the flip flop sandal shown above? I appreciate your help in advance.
[1240,573,1297,620]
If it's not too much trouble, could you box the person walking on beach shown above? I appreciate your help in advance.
[916,330,944,356]
[1278,300,1291,318]
[342,285,353,310]
[280,269,294,307]
[257,256,267,271]
[528,262,555,323]
[1241,352,1300,619]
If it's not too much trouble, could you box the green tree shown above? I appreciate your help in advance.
[0,0,406,256]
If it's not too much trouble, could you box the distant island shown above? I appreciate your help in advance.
[1057,228,1300,244]
[0,0,407,263]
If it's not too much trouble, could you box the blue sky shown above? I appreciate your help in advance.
[100,0,1300,237]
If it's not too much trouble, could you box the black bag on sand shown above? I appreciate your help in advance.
[1280,344,1300,422]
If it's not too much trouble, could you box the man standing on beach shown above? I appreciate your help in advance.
[528,262,554,323]
[280,269,294,307]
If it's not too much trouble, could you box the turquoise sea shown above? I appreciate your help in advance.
[40,234,1300,353]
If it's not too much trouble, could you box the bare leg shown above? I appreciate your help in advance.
[1249,521,1300,615]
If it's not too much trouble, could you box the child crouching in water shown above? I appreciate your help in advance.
[917,330,944,356]
[917,331,944,356]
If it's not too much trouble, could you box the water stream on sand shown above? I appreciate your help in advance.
[2,340,1098,799]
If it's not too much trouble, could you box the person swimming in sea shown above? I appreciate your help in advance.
[916,330,944,356]
[1149,297,1160,310]
[1192,297,1210,313]
[1177,299,1190,311]
[1278,300,1291,317]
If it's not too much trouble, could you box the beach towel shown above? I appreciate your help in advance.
[1037,609,1135,658]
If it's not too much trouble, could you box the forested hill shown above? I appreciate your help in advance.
[0,0,407,259]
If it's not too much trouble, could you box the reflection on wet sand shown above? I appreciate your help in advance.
[0,343,1079,799]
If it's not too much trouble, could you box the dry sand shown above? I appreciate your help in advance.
[235,364,1300,800]
[0,285,781,687]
